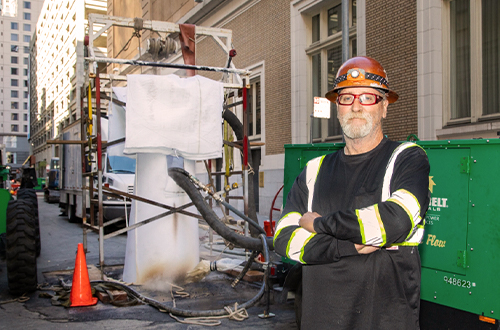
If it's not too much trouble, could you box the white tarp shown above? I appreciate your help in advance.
[124,74,223,160]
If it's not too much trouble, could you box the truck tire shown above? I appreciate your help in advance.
[16,188,40,257]
[6,199,38,295]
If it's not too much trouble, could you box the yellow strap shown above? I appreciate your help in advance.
[87,83,93,137]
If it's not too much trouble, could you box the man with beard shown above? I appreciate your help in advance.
[274,56,430,329]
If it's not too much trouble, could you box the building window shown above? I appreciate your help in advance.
[11,56,18,64]
[11,90,18,98]
[12,113,18,121]
[11,33,18,41]
[11,45,19,52]
[24,12,31,20]
[24,80,28,87]
[23,68,28,76]
[11,79,18,87]
[11,102,19,109]
[11,125,19,132]
[24,113,28,121]
[445,0,500,125]
[11,22,18,30]
[23,24,31,32]
[23,57,28,65]
[24,102,28,110]
[24,46,29,53]
[24,125,28,133]
[248,78,262,138]
[328,4,342,36]
[24,35,30,43]
[11,68,18,75]
[308,0,357,141]
[24,91,28,98]
[23,1,31,9]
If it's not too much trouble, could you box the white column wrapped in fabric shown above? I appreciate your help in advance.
[122,74,223,285]
[123,155,199,284]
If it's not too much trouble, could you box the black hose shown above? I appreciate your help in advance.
[222,110,260,237]
[260,234,272,317]
[173,167,266,236]
[89,234,270,317]
[90,278,264,317]
[169,167,273,251]
[231,250,259,288]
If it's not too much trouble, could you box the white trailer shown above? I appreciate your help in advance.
[59,117,135,223]
[59,121,84,222]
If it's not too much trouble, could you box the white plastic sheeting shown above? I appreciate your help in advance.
[124,74,223,160]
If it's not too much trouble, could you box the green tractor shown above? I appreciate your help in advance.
[0,164,40,295]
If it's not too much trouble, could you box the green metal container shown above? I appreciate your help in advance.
[282,139,500,320]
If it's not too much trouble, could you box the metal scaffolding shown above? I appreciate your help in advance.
[80,14,253,276]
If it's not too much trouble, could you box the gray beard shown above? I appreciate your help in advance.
[338,112,373,139]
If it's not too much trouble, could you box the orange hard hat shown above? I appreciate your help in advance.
[325,56,398,104]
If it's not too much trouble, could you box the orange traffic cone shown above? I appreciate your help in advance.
[70,243,98,307]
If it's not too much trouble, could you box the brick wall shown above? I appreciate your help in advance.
[196,0,292,155]
[366,0,417,141]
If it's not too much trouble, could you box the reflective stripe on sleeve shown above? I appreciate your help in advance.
[381,142,418,201]
[390,224,425,246]
[306,156,325,212]
[387,189,422,231]
[274,212,302,244]
[356,204,384,246]
[299,233,316,263]
[286,228,316,262]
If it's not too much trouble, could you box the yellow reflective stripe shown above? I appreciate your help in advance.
[316,155,325,179]
[285,228,300,257]
[374,204,386,246]
[390,242,420,247]
[382,142,418,201]
[276,212,301,230]
[356,209,366,244]
[273,212,302,244]
[286,228,315,262]
[273,227,285,245]
[357,205,384,246]
[306,155,326,212]
[389,225,425,246]
[299,233,316,264]
[387,197,412,223]
[387,188,422,240]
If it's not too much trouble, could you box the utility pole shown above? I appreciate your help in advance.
[342,0,350,62]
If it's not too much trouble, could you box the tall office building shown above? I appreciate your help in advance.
[29,0,106,176]
[0,0,43,169]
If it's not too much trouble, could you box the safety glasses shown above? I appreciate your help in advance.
[337,93,384,106]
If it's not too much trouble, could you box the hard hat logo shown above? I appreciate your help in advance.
[347,68,364,80]
[325,56,399,104]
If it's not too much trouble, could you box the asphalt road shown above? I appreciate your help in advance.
[0,194,297,329]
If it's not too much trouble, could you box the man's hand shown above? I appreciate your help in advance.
[299,212,321,233]
[355,244,380,254]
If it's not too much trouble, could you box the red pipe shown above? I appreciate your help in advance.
[242,87,248,167]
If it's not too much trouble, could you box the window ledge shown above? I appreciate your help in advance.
[437,120,500,139]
